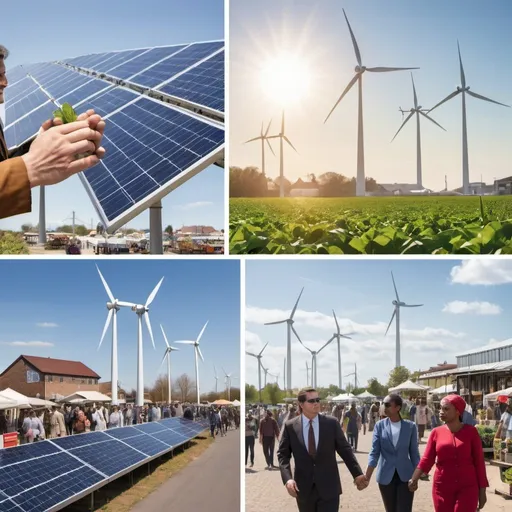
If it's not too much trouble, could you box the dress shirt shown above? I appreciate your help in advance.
[302,414,319,450]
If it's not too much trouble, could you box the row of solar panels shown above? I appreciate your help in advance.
[0,417,209,512]
[4,41,225,233]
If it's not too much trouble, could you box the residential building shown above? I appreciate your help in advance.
[289,178,320,197]
[417,362,457,389]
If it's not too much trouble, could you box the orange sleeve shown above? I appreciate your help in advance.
[0,157,31,219]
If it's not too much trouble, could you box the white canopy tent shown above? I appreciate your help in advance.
[388,380,430,393]
[332,393,358,402]
[0,388,56,408]
[59,391,112,404]
[231,399,241,406]
[483,387,512,405]
[430,384,456,395]
[356,390,377,399]
[0,395,18,410]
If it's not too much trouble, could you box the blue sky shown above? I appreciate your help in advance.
[0,260,240,394]
[245,258,512,389]
[0,0,225,232]
[230,0,512,191]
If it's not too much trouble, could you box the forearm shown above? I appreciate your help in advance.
[365,465,376,480]
[410,467,423,483]
[0,157,31,218]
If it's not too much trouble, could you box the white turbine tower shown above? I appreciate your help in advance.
[222,367,236,401]
[96,265,135,406]
[175,321,209,405]
[245,343,268,402]
[159,325,179,404]
[392,74,446,188]
[306,360,310,387]
[385,272,423,369]
[267,111,298,198]
[325,9,418,196]
[244,119,275,177]
[331,310,353,390]
[428,41,508,195]
[294,330,333,388]
[262,365,270,387]
[131,277,164,407]
[214,365,219,393]
[264,288,304,392]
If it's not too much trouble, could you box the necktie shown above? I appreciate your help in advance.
[308,419,316,457]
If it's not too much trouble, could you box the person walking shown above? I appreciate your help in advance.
[408,394,488,511]
[365,394,419,512]
[344,403,361,452]
[259,410,280,469]
[245,413,258,467]
[278,387,368,511]
[415,398,431,443]
[369,401,380,432]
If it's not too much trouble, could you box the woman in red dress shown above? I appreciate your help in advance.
[408,394,488,511]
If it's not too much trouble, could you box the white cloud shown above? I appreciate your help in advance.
[450,260,512,285]
[443,300,502,316]
[36,322,58,328]
[174,201,214,210]
[1,341,54,347]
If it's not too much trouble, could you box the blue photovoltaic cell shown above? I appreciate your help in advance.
[122,434,170,457]
[107,45,188,80]
[0,440,59,468]
[133,421,168,434]
[4,101,55,148]
[6,89,49,123]
[82,96,223,224]
[105,426,145,440]
[129,42,223,88]
[0,498,19,512]
[64,52,115,70]
[71,439,146,477]
[5,66,26,86]
[152,429,189,447]
[31,66,95,100]
[93,48,150,74]
[0,452,83,497]
[51,430,111,450]
[160,50,224,112]
[11,466,103,512]
[79,87,138,118]
[4,77,39,105]
[58,80,112,108]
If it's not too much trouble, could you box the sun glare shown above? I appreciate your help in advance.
[259,52,311,106]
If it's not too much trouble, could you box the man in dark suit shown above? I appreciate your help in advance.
[278,387,368,511]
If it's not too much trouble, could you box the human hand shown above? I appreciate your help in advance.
[478,488,486,509]
[285,479,299,498]
[22,121,103,188]
[354,475,368,490]
[408,479,418,492]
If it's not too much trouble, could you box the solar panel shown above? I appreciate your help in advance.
[121,433,170,457]
[151,429,190,447]
[133,421,168,434]
[0,497,21,512]
[4,101,55,148]
[5,66,26,87]
[103,426,145,440]
[51,430,111,450]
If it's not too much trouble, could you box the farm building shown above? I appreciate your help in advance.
[494,176,512,195]
[0,355,101,401]
[416,362,458,389]
[289,178,320,197]
[378,183,433,195]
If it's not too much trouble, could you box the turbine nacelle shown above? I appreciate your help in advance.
[106,301,120,311]
[355,65,366,73]
[132,304,147,314]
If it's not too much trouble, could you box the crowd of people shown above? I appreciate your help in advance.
[246,390,512,512]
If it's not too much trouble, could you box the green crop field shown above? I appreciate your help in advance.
[229,196,512,254]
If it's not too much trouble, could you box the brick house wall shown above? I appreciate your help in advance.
[0,358,99,400]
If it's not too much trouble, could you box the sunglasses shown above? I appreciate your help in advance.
[306,398,321,403]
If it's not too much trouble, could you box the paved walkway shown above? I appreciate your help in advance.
[245,426,508,511]
[133,430,240,511]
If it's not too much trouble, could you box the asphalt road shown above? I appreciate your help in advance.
[132,431,240,511]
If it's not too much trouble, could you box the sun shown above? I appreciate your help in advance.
[259,52,311,106]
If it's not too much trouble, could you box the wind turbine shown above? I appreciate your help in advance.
[214,365,219,393]
[245,343,268,402]
[294,331,333,388]
[244,119,275,177]
[131,277,164,407]
[331,310,353,390]
[392,74,446,189]
[325,9,418,196]
[96,265,134,406]
[428,42,509,195]
[345,363,358,391]
[159,325,179,403]
[385,272,423,368]
[267,111,298,198]
[262,365,270,387]
[306,360,310,387]
[283,358,286,391]
[222,367,236,401]
[175,321,209,404]
[264,288,304,392]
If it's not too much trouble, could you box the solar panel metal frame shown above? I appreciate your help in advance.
[77,95,224,234]
[0,418,207,512]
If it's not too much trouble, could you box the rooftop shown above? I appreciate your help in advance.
[1,355,100,379]
[456,338,512,357]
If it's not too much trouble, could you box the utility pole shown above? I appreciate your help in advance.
[72,211,76,241]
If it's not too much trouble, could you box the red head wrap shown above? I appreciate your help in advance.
[498,395,509,404]
[441,394,466,416]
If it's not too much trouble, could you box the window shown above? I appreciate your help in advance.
[26,370,40,383]
[88,379,92,385]
[47,375,53,382]
[81,379,85,384]
[59,377,63,383]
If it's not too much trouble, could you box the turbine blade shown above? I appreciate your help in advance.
[265,119,272,137]
[197,346,204,362]
[291,325,311,354]
[214,365,217,377]
[457,40,466,88]
[324,74,358,124]
[385,309,397,336]
[466,90,509,108]
[265,137,276,156]
[402,304,423,308]
[343,9,362,67]
[196,320,209,343]
[419,111,446,131]
[146,277,164,307]
[245,351,258,357]
[144,313,156,349]
[318,337,334,353]
[391,271,400,302]
[428,90,460,113]
[244,136,262,144]
[175,340,195,345]
[332,310,340,333]
[264,320,287,325]
[391,111,414,142]
[117,301,135,308]
[159,352,168,370]
[283,135,298,153]
[260,121,264,136]
[259,342,269,356]
[160,324,170,348]
[366,67,419,72]
[98,308,113,350]
[290,287,304,319]
[411,73,418,108]
[170,346,179,351]
[96,265,115,302]
[341,334,352,340]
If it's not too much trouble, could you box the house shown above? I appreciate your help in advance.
[289,178,320,197]
[494,176,512,195]
[98,381,127,403]
[176,225,217,236]
[416,362,457,389]
[0,355,101,401]
[378,183,432,195]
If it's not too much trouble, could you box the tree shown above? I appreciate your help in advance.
[262,383,284,405]
[245,384,258,403]
[174,374,195,402]
[367,378,388,397]
[387,366,411,389]
[229,166,269,197]
[165,225,174,236]
[0,232,29,255]
[149,374,169,402]
[21,223,34,233]
[96,223,104,235]
[327,384,342,397]
[410,371,422,382]
[345,383,354,394]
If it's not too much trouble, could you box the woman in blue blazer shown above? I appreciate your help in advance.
[365,394,420,512]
